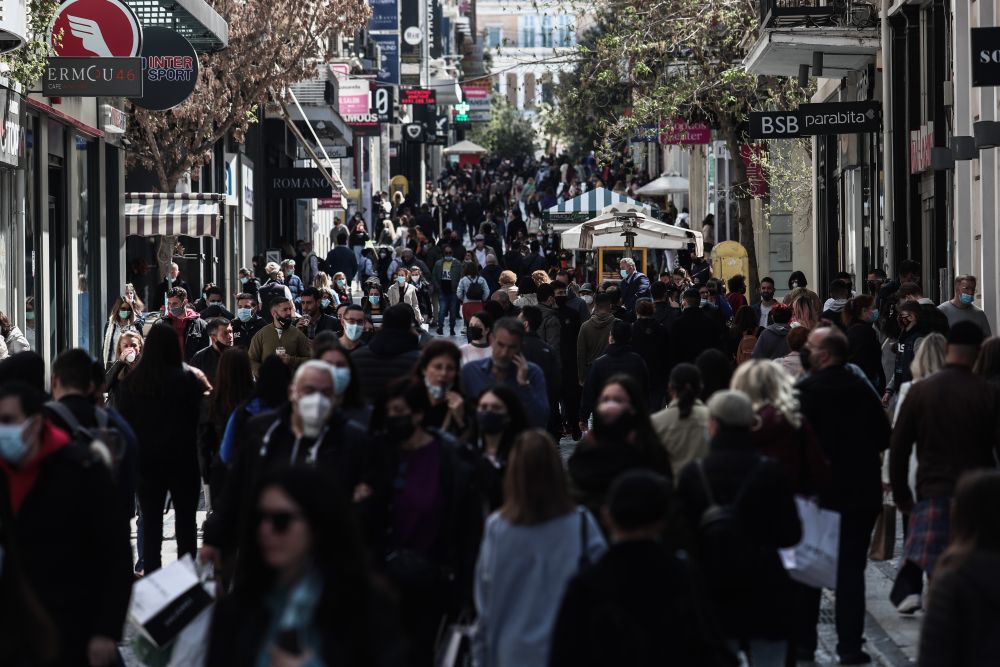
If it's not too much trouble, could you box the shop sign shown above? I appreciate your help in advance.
[739,144,768,198]
[971,28,1000,87]
[326,144,351,158]
[101,103,127,134]
[318,193,342,209]
[368,0,398,32]
[337,77,370,116]
[42,57,142,96]
[372,85,393,123]
[749,101,881,139]
[748,111,803,139]
[461,81,491,122]
[660,119,711,145]
[400,88,435,105]
[0,87,25,167]
[50,0,142,57]
[403,122,426,142]
[910,122,933,175]
[134,27,198,111]
[266,168,334,199]
[343,113,382,136]
[224,153,238,206]
[371,33,399,86]
[242,163,254,220]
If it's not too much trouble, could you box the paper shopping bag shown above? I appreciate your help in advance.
[779,496,840,590]
[129,555,213,647]
[869,500,896,561]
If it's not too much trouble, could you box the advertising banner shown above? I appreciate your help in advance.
[368,0,398,32]
[371,32,399,86]
[338,77,371,115]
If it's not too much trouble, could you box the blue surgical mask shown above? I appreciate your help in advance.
[700,298,709,307]
[336,279,346,287]
[345,323,364,341]
[240,276,248,285]
[118,309,131,320]
[237,307,253,322]
[332,366,351,395]
[396,276,406,285]
[960,293,975,305]
[368,295,379,306]
[620,269,628,279]
[868,308,880,323]
[321,298,332,308]
[0,421,29,464]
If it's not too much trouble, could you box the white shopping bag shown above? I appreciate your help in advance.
[779,496,840,590]
[167,598,213,667]
[129,554,214,647]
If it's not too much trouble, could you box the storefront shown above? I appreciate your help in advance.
[0,79,27,344]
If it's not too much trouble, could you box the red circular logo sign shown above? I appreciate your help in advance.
[51,0,142,57]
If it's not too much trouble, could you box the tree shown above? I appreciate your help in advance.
[556,0,808,297]
[469,96,538,161]
[126,0,371,191]
[0,0,60,87]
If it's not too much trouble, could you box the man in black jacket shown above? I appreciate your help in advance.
[796,327,890,664]
[670,288,725,366]
[651,281,680,332]
[631,300,670,411]
[151,261,192,312]
[554,282,584,439]
[189,318,234,384]
[297,287,342,340]
[154,286,208,362]
[519,305,562,438]
[200,360,368,567]
[232,293,266,349]
[580,320,649,424]
[350,305,422,401]
[0,382,132,667]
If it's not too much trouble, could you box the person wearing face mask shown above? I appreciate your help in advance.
[189,318,235,384]
[387,267,424,325]
[568,375,671,520]
[351,304,423,402]
[363,377,483,667]
[795,327,891,664]
[884,301,923,407]
[237,267,261,299]
[361,284,386,322]
[247,297,312,377]
[324,231,359,287]
[938,274,992,337]
[432,244,464,336]
[257,263,295,323]
[280,259,305,306]
[199,286,236,320]
[232,293,265,349]
[415,340,466,434]
[312,341,369,428]
[408,265,434,324]
[578,283,596,314]
[154,286,208,362]
[844,295,885,392]
[752,277,778,329]
[297,287,342,340]
[337,304,368,352]
[200,360,369,573]
[0,381,133,667]
[469,386,528,511]
[579,321,648,433]
[460,312,494,365]
[105,332,143,407]
[101,294,144,369]
[750,303,793,361]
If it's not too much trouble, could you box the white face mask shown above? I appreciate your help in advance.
[297,392,332,437]
[124,349,138,364]
[582,295,594,305]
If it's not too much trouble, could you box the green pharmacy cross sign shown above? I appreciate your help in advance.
[453,100,471,122]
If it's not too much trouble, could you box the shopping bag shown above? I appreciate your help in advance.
[129,554,213,647]
[869,498,896,561]
[779,496,840,590]
[166,600,213,667]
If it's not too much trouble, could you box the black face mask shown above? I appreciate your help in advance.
[276,316,293,329]
[386,415,416,441]
[799,347,812,371]
[466,326,483,342]
[476,410,510,435]
[593,407,636,437]
[554,295,568,308]
[760,291,774,301]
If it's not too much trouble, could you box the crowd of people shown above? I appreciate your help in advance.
[2,158,1000,666]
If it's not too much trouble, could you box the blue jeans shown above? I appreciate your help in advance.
[438,293,458,330]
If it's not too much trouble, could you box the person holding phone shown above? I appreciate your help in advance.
[207,466,401,666]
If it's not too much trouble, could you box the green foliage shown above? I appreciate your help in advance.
[0,0,60,87]
[468,96,538,161]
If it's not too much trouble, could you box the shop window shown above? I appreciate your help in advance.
[73,134,92,352]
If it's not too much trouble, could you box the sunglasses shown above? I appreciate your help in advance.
[258,510,302,534]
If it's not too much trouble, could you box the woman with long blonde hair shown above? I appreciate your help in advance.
[730,360,830,495]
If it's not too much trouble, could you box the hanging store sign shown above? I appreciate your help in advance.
[50,0,143,57]
[43,56,142,96]
[337,77,371,115]
[318,193,343,209]
[400,88,435,105]
[910,122,933,174]
[372,85,393,123]
[0,85,25,167]
[134,27,198,111]
[368,0,398,33]
[462,81,491,122]
[749,101,882,139]
[660,119,711,145]
[101,103,127,133]
[972,28,1000,87]
[266,168,334,199]
[371,33,399,86]
[403,122,426,142]
[739,144,768,198]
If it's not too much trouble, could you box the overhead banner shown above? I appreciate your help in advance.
[0,85,25,167]
[749,101,881,139]
[134,27,198,111]
[972,27,1000,87]
[266,168,335,199]
[371,32,399,86]
[368,0,398,32]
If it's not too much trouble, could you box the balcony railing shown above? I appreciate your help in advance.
[758,0,843,29]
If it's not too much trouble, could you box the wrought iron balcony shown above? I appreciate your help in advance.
[759,0,843,29]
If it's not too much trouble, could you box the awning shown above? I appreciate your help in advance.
[125,192,225,237]
[561,203,704,255]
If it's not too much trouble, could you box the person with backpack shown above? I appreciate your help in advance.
[730,305,761,365]
[457,260,491,331]
[675,390,801,666]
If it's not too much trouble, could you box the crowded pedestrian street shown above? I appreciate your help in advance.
[2,1,1000,666]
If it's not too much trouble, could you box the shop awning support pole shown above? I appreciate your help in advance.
[277,90,349,196]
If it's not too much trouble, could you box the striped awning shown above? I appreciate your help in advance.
[125,192,225,238]
[546,187,652,216]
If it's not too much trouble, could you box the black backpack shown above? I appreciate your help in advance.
[694,459,762,589]
[465,278,485,301]
[45,401,125,477]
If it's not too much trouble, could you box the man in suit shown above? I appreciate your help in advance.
[618,257,651,312]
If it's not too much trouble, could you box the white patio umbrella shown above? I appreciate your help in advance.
[561,205,703,255]
[635,173,690,196]
[442,140,488,155]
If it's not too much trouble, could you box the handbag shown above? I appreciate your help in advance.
[779,496,841,590]
[869,494,896,561]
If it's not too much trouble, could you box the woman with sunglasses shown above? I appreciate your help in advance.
[207,466,400,667]
[364,377,483,667]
